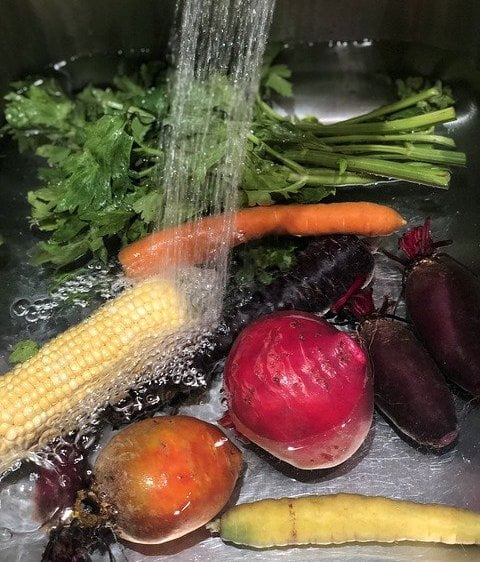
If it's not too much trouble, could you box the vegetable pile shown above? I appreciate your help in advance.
[1,50,465,271]
[119,201,404,277]
[2,45,478,562]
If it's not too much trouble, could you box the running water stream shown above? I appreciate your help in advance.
[0,0,276,557]
[158,0,275,321]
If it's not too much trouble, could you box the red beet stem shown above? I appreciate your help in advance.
[399,218,435,260]
[347,288,377,318]
[330,275,368,314]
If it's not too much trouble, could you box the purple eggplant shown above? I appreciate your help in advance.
[400,220,480,395]
[348,290,458,449]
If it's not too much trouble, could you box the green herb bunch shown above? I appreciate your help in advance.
[2,48,466,272]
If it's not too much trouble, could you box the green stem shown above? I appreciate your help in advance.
[282,150,451,188]
[319,133,456,147]
[248,133,305,174]
[367,153,466,164]
[296,107,457,135]
[132,145,163,157]
[340,87,441,124]
[288,171,375,186]
[129,163,161,179]
[126,105,156,123]
[329,144,466,166]
[255,95,286,122]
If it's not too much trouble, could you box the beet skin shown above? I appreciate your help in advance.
[361,317,458,449]
[224,311,373,470]
[405,253,480,396]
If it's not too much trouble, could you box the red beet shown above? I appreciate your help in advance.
[223,311,373,469]
[359,317,458,449]
[400,220,480,395]
[339,289,458,449]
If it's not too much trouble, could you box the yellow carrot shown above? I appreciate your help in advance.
[119,202,406,279]
[209,494,480,548]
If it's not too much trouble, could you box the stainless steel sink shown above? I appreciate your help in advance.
[0,2,479,561]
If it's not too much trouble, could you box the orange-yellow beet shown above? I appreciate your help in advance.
[92,416,243,544]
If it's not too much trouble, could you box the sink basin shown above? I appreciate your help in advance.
[0,2,479,561]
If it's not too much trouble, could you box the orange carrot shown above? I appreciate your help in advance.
[119,202,406,279]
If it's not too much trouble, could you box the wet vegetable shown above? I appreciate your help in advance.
[0,278,186,475]
[120,201,404,278]
[400,219,480,395]
[209,493,480,547]
[223,311,373,469]
[106,234,375,427]
[347,289,458,449]
[91,416,242,544]
[42,416,242,560]
[2,51,464,270]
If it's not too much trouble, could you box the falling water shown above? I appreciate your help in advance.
[0,1,277,525]
[157,0,276,321]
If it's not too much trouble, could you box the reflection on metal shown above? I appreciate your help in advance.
[0,2,479,559]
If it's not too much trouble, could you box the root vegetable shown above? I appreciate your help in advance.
[223,311,373,469]
[91,416,242,544]
[347,289,458,449]
[209,494,480,547]
[400,219,480,395]
[119,202,405,278]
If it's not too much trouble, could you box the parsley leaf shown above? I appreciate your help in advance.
[9,339,40,364]
[231,237,298,286]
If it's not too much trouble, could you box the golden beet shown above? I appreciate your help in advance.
[92,415,243,544]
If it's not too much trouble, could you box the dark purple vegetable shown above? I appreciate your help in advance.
[400,220,480,395]
[34,442,91,524]
[347,289,458,449]
[105,234,375,425]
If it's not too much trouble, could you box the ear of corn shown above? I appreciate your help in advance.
[0,278,187,474]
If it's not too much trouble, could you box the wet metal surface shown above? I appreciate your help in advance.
[0,39,480,562]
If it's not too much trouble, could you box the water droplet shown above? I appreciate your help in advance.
[0,527,12,542]
[10,298,30,317]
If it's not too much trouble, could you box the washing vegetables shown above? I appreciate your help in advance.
[223,311,373,469]
[1,34,478,562]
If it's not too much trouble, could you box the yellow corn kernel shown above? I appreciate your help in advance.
[0,278,187,473]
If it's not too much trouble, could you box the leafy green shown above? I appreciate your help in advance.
[390,77,455,120]
[8,339,40,364]
[262,63,293,98]
[2,52,465,271]
[3,63,169,268]
[232,238,298,286]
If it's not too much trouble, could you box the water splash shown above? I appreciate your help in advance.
[10,261,125,325]
[156,0,276,321]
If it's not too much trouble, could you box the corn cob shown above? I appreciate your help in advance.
[0,278,187,474]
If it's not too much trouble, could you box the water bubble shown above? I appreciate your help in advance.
[0,528,12,542]
[10,299,30,317]
[25,310,40,323]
